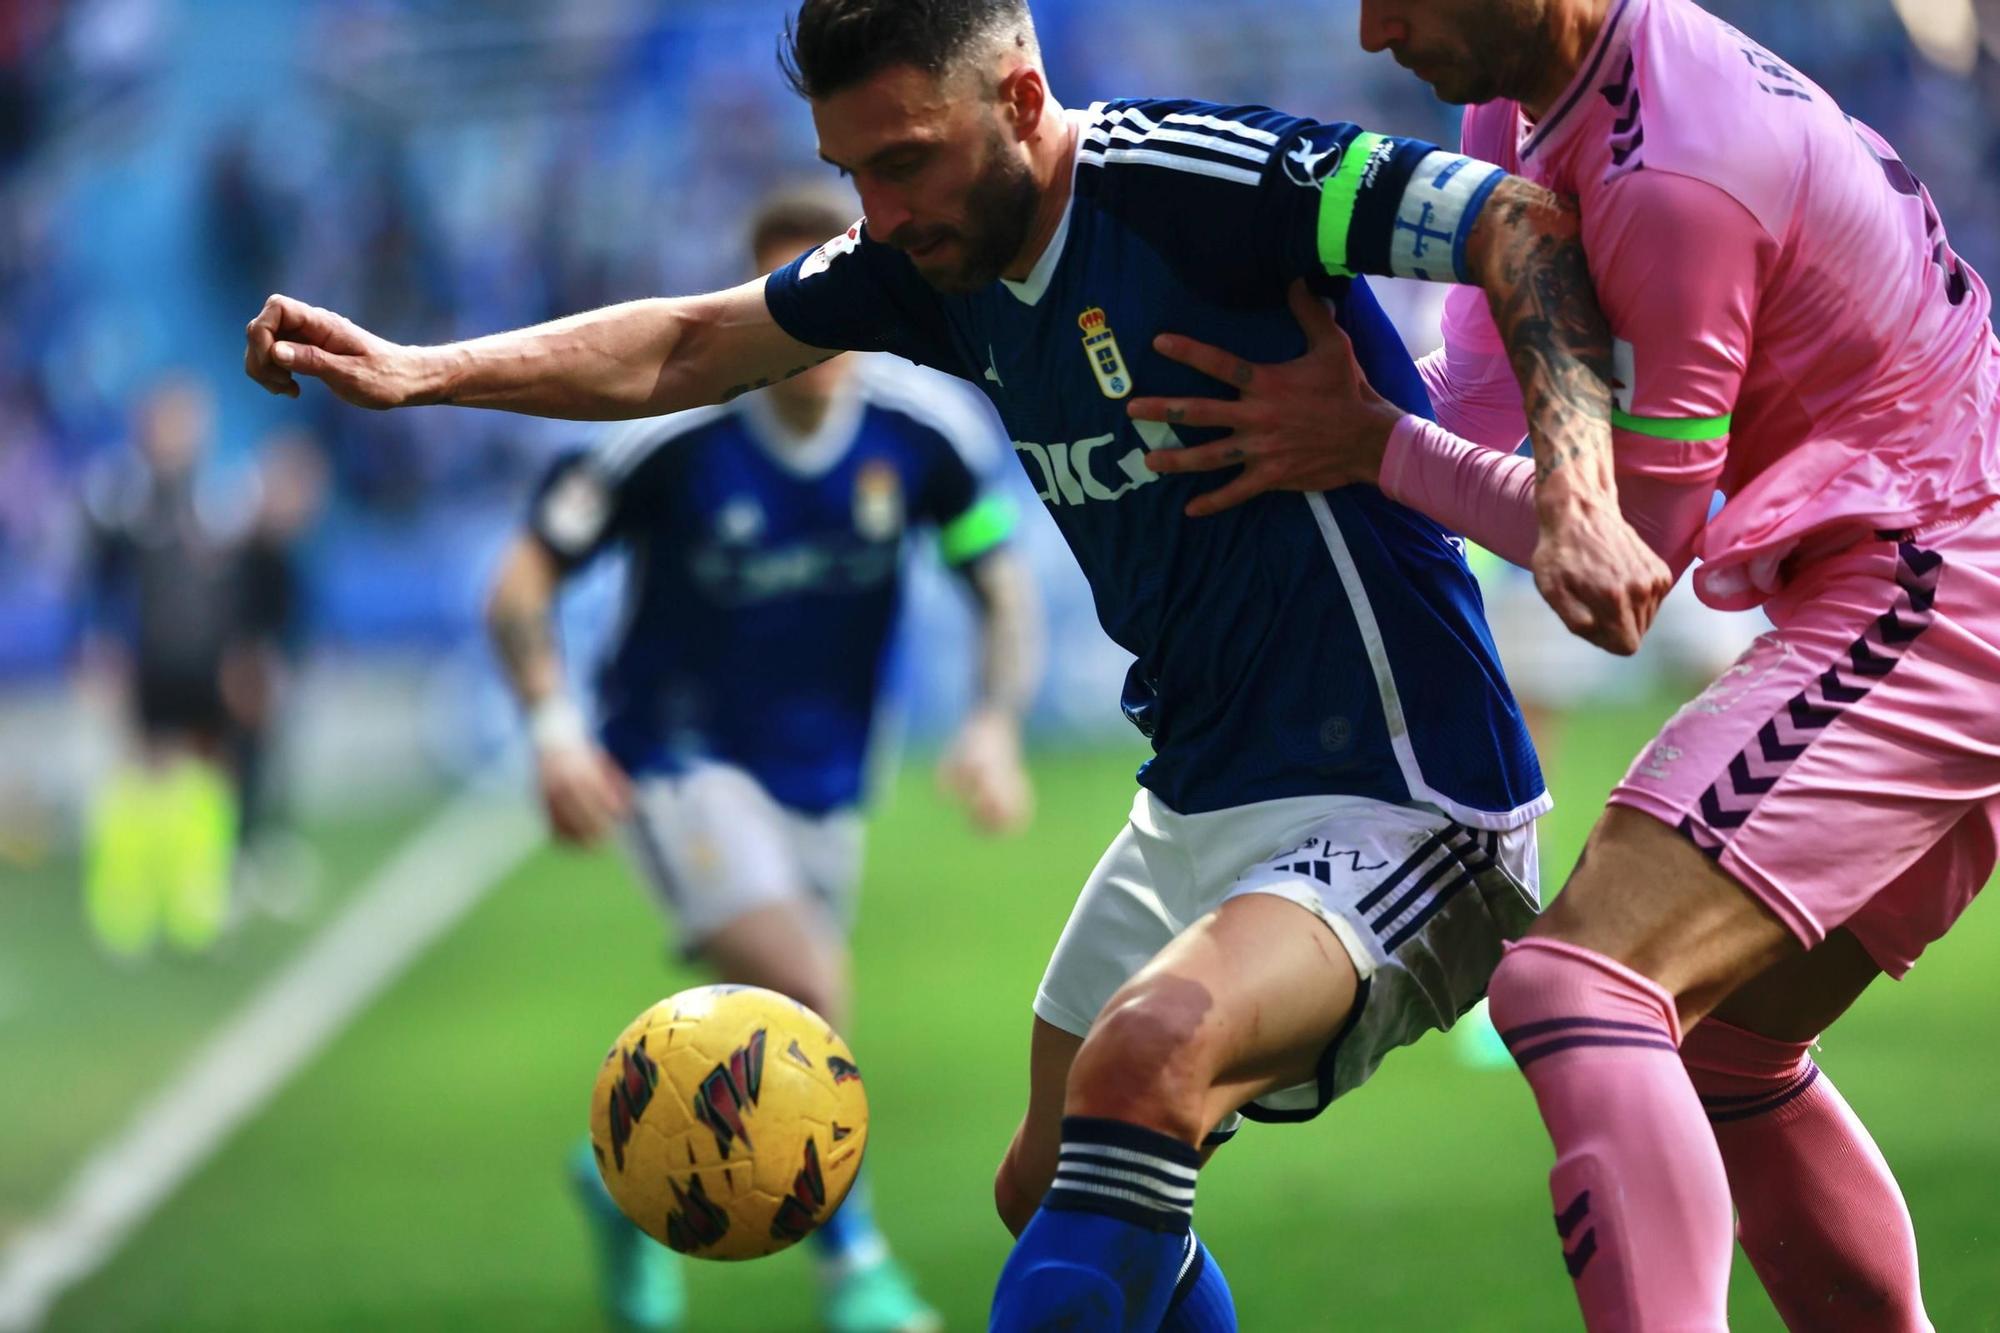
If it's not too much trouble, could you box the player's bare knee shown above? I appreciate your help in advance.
[1065,979,1221,1137]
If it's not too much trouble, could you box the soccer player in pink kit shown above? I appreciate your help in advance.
[1128,0,2000,1328]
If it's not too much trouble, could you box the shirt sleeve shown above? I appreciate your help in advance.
[762,222,975,380]
[924,451,1018,567]
[1587,170,1774,484]
[527,418,690,570]
[1381,415,1713,578]
[1081,100,1511,303]
[526,449,622,571]
[1418,285,1531,450]
[897,392,1020,566]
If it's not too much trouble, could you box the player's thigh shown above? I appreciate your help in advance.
[1564,533,2000,1020]
[1534,805,1800,1025]
[697,899,851,1027]
[1695,797,2000,1042]
[1072,891,1362,1131]
[995,1016,1085,1236]
[623,765,841,986]
[1706,927,1881,1044]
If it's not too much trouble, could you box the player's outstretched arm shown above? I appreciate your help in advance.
[485,536,631,844]
[939,550,1042,835]
[244,280,834,422]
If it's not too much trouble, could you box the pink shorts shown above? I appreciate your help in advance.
[1611,501,2000,978]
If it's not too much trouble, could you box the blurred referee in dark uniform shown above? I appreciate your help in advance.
[79,376,262,957]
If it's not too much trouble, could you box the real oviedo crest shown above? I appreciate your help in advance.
[1077,307,1132,400]
[853,460,904,541]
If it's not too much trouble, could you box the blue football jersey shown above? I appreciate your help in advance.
[766,98,1545,827]
[529,368,1015,815]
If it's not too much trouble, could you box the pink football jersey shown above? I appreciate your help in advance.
[1443,0,2000,608]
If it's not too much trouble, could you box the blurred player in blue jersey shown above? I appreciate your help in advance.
[248,0,1666,1323]
[483,191,1042,1333]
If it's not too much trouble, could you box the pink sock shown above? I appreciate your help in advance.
[1681,1019,1932,1331]
[1488,938,1732,1332]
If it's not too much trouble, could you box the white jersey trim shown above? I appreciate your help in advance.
[1002,114,1087,308]
[854,360,1007,473]
[592,403,733,482]
[738,381,868,480]
[1302,491,1551,831]
[1077,102,1275,190]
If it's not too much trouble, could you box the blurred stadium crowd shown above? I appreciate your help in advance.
[3,0,1998,674]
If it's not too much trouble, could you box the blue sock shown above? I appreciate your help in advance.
[1161,1233,1237,1332]
[989,1117,1201,1332]
[813,1165,887,1274]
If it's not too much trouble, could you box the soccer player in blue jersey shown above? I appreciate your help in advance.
[483,191,1039,1333]
[244,0,1668,1324]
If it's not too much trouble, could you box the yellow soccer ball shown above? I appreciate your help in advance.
[588,984,868,1260]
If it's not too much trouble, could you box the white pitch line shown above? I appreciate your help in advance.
[0,794,542,1332]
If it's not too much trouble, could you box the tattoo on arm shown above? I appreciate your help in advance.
[719,355,838,403]
[1478,179,1615,488]
[962,554,1042,719]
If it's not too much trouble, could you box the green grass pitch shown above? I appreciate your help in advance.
[9,699,2000,1330]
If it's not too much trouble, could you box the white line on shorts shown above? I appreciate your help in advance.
[0,794,541,1332]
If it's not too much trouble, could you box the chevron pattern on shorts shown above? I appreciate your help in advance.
[1678,542,1942,860]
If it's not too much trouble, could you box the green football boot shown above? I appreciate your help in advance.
[822,1254,943,1333]
[569,1140,686,1331]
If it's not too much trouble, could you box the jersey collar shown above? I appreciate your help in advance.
[737,379,869,478]
[1520,0,1641,163]
[1000,108,1087,308]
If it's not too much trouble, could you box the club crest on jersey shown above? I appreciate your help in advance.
[1077,307,1132,400]
[853,460,904,540]
[717,496,766,544]
[800,222,864,279]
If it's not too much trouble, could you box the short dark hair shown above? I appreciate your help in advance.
[779,0,1035,101]
[747,187,855,262]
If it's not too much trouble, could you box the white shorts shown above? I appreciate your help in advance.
[621,762,864,950]
[1035,790,1540,1121]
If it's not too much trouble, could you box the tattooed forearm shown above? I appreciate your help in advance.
[484,539,569,706]
[1468,178,1617,501]
[719,355,838,403]
[490,605,559,694]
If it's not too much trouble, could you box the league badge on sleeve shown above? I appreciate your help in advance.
[1077,307,1132,400]
[800,222,864,279]
[540,468,612,556]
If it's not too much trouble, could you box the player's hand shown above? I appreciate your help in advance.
[244,294,436,409]
[938,707,1033,835]
[536,740,633,847]
[1129,280,1406,518]
[1532,501,1672,656]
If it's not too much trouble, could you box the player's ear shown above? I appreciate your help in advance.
[998,65,1046,144]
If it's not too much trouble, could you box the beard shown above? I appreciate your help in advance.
[1405,0,1551,106]
[896,130,1040,294]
